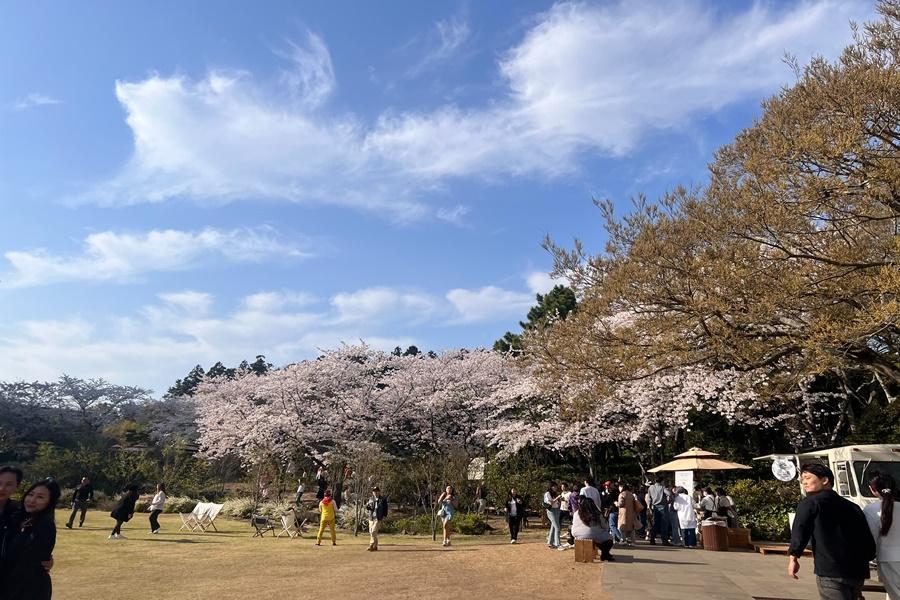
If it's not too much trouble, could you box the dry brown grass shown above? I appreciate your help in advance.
[52,511,605,600]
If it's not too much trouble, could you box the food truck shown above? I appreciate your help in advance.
[755,444,900,507]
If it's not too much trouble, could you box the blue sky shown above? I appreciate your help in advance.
[0,0,875,395]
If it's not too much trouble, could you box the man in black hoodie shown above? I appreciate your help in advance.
[788,463,876,600]
[65,476,94,529]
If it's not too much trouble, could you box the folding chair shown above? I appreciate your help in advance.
[251,515,276,538]
[179,502,210,532]
[197,503,224,532]
[277,514,301,539]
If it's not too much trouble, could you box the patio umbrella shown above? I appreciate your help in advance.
[647,447,751,472]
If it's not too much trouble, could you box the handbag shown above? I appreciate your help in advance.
[633,497,644,513]
[437,507,446,518]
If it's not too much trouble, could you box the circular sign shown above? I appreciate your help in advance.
[772,458,797,482]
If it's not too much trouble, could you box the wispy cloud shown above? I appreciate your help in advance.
[12,93,61,111]
[2,227,312,287]
[404,14,472,78]
[79,2,872,219]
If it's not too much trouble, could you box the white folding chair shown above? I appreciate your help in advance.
[179,502,210,532]
[197,503,224,532]
[277,514,301,539]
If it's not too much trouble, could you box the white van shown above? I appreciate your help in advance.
[755,444,900,508]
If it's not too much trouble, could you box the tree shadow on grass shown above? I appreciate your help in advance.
[607,554,704,565]
[140,538,224,544]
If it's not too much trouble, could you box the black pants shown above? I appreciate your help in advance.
[67,500,89,527]
[149,510,162,532]
[594,539,614,560]
[508,515,522,540]
[111,519,125,535]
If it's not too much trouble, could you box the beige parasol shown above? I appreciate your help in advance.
[647,447,751,473]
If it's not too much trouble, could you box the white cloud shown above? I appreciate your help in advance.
[525,271,569,295]
[13,92,61,110]
[158,291,213,314]
[80,2,870,217]
[446,286,534,324]
[2,227,311,287]
[0,276,549,392]
[330,287,439,324]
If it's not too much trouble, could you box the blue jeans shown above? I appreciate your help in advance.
[682,527,697,547]
[546,508,561,546]
[608,511,622,541]
[651,507,669,542]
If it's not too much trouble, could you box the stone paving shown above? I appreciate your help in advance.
[597,542,870,600]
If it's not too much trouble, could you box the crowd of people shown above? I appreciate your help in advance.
[2,463,899,600]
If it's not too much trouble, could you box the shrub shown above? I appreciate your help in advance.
[729,478,800,541]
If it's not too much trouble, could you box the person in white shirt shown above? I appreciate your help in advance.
[148,482,166,534]
[580,478,602,508]
[294,477,306,505]
[506,488,525,544]
[543,482,563,548]
[673,487,698,547]
[863,472,900,599]
[559,483,573,527]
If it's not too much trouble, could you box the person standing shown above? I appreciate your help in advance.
[863,472,900,599]
[543,482,563,549]
[2,478,59,600]
[788,464,875,600]
[616,483,640,546]
[148,483,166,534]
[667,485,683,546]
[315,489,337,546]
[506,488,524,544]
[294,476,306,505]
[673,487,698,548]
[0,466,25,586]
[602,481,623,543]
[364,486,388,551]
[315,467,329,501]
[699,487,717,520]
[108,485,140,540]
[580,478,601,508]
[64,477,93,529]
[647,476,671,545]
[559,483,573,527]
[436,485,459,547]
[474,482,488,514]
[716,487,738,528]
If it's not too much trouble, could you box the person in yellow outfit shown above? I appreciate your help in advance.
[316,489,337,546]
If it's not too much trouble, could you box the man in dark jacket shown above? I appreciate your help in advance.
[0,466,24,584]
[788,463,876,600]
[364,486,388,552]
[65,476,94,529]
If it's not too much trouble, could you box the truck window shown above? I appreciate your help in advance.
[854,461,900,497]
[834,461,856,497]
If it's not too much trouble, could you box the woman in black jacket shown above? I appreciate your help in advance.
[506,487,525,544]
[108,484,140,540]
[2,478,60,600]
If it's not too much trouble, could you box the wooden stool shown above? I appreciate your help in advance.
[574,539,597,563]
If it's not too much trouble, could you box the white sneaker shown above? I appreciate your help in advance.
[107,534,115,540]
[509,539,516,544]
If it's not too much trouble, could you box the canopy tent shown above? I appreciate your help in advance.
[648,447,751,473]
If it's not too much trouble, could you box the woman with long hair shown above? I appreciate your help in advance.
[108,484,140,540]
[148,482,166,534]
[436,485,459,547]
[543,482,563,549]
[572,496,614,561]
[864,472,900,599]
[506,487,525,544]
[2,478,60,600]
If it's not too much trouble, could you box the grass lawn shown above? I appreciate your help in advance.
[51,511,604,599]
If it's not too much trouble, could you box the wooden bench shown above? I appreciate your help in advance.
[752,544,811,556]
[574,539,598,563]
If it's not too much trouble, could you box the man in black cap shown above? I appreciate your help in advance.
[66,476,94,528]
[365,486,389,551]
